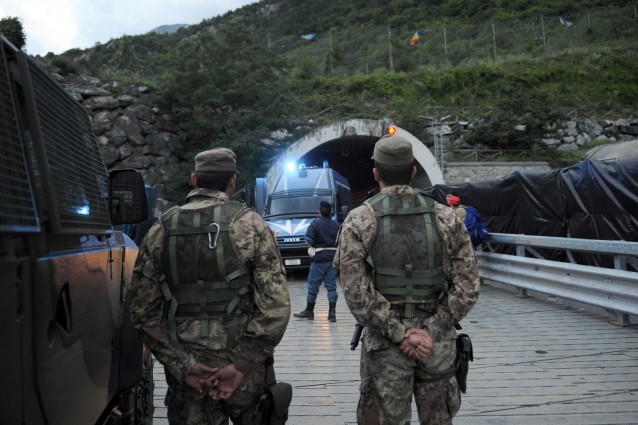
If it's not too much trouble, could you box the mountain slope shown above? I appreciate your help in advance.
[38,0,638,189]
[148,24,189,34]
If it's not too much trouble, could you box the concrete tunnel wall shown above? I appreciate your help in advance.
[265,119,444,192]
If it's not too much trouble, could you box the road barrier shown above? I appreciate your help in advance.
[476,233,638,325]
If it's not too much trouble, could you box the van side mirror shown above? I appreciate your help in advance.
[109,169,149,224]
[231,184,256,208]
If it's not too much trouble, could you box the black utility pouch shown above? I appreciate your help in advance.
[259,356,292,424]
[258,382,292,425]
[455,333,474,393]
[268,382,292,424]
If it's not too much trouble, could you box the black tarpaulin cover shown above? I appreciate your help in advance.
[419,158,638,269]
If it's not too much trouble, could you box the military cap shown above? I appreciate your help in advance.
[319,200,332,210]
[195,148,239,173]
[372,134,414,166]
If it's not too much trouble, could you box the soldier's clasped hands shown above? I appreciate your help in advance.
[201,364,245,400]
[183,362,218,399]
[398,328,433,359]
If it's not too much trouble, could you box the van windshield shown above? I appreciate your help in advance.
[267,196,332,217]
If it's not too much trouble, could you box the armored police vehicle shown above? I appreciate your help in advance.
[262,164,353,269]
[0,36,153,425]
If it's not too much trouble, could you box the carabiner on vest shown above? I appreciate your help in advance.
[208,222,221,250]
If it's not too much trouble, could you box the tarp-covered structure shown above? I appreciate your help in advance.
[419,158,638,270]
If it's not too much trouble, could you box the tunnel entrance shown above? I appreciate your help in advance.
[265,119,443,206]
[297,135,376,203]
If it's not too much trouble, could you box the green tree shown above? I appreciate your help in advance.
[294,56,317,79]
[0,16,26,50]
[160,23,293,193]
[111,36,141,73]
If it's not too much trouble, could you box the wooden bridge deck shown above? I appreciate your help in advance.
[152,272,638,424]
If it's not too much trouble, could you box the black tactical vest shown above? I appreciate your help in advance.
[159,200,253,345]
[365,192,445,319]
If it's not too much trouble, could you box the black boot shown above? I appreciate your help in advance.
[328,303,336,322]
[294,302,315,319]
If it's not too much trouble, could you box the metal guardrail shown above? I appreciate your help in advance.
[476,233,638,325]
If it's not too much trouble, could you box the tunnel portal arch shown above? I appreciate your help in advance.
[265,119,444,202]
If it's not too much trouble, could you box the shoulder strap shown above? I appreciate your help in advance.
[265,356,276,386]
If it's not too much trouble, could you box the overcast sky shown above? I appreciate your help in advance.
[0,0,257,56]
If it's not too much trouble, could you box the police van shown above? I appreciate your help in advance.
[0,36,153,425]
[262,163,353,269]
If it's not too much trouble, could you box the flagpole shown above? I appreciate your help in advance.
[568,18,573,51]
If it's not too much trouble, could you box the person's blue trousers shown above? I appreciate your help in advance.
[306,261,338,304]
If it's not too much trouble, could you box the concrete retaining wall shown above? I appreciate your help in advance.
[444,161,552,184]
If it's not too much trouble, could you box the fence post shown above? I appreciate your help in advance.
[387,26,394,72]
[491,22,497,60]
[515,244,529,297]
[614,254,628,271]
[541,15,547,52]
[444,27,449,65]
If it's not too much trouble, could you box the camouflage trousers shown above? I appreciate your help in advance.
[164,351,266,425]
[356,344,461,425]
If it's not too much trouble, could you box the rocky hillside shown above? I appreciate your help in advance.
[54,72,180,211]
[54,71,638,212]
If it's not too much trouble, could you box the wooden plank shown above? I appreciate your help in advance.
[454,412,638,425]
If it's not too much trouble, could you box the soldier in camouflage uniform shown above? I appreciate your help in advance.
[334,135,480,425]
[130,147,291,425]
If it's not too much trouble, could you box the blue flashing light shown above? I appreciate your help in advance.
[75,205,90,216]
[323,160,329,168]
[286,162,296,172]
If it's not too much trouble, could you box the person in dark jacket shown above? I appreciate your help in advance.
[294,200,340,322]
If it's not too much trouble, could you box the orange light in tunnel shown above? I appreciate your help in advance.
[386,126,397,135]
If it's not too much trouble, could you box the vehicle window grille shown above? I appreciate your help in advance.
[0,42,40,233]
[27,58,111,232]
[110,170,149,223]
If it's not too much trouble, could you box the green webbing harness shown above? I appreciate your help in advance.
[365,193,445,319]
[365,193,456,383]
[159,204,253,347]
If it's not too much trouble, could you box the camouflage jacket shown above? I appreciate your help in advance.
[334,185,479,344]
[130,188,290,382]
